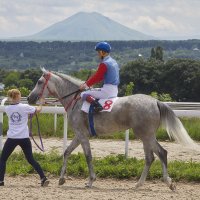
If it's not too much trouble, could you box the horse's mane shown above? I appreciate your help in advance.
[51,70,84,86]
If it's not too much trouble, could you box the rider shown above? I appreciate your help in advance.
[79,41,120,112]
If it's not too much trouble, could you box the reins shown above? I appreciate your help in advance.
[44,89,81,105]
[29,113,44,152]
[29,71,84,151]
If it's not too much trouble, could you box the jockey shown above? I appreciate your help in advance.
[80,41,120,112]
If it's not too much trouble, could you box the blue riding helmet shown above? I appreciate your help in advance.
[95,42,111,53]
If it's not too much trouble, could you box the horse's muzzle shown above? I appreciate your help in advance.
[27,95,38,104]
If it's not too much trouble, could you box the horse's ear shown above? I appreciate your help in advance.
[40,66,48,75]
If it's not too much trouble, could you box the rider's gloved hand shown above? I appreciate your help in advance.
[79,83,88,91]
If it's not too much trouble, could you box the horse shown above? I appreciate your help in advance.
[27,68,199,191]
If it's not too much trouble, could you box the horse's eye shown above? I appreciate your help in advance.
[37,80,43,85]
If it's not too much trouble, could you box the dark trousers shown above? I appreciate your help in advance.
[0,138,45,182]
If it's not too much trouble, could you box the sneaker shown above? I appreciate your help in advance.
[0,181,4,186]
[41,177,49,187]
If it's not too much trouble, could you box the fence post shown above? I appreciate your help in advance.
[125,129,129,158]
[63,113,68,153]
[0,98,7,150]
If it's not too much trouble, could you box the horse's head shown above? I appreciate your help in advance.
[27,68,56,104]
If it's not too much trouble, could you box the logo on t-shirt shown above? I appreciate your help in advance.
[10,112,22,123]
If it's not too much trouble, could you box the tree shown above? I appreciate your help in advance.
[155,46,163,61]
[71,69,94,81]
[18,79,34,90]
[125,82,134,96]
[150,48,156,59]
[3,71,20,87]
[119,59,163,96]
[160,59,200,101]
[20,69,41,85]
[1,86,30,97]
[150,46,163,61]
[150,91,173,101]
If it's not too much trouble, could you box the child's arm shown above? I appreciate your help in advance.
[35,98,45,113]
[35,104,42,113]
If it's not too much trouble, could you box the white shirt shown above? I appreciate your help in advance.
[5,103,36,139]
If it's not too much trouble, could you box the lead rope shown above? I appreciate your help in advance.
[29,113,44,152]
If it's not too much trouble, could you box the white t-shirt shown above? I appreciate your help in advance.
[5,103,36,139]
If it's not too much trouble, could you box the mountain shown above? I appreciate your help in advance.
[15,12,155,41]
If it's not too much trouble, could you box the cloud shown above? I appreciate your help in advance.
[132,16,179,35]
[0,0,200,38]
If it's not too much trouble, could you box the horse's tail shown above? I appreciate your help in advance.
[157,101,200,150]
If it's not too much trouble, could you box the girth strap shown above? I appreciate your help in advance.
[88,105,97,136]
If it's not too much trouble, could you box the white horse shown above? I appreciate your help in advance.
[28,68,199,190]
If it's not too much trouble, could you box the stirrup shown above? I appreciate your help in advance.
[93,101,103,113]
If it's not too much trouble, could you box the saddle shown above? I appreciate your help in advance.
[82,97,118,136]
[81,97,118,113]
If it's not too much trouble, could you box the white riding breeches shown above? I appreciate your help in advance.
[81,84,118,100]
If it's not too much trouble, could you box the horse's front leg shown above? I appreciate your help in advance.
[80,136,96,188]
[59,136,80,185]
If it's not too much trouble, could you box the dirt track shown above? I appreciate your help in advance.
[32,138,200,162]
[0,176,199,200]
[0,137,200,200]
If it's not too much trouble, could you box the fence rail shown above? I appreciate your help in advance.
[2,97,200,110]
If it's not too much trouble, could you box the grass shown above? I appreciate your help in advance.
[3,151,200,182]
[181,117,200,141]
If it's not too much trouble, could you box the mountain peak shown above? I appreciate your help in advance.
[19,12,155,41]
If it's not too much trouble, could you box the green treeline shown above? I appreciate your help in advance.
[1,58,200,101]
[1,40,200,101]
[0,40,200,71]
[120,58,200,101]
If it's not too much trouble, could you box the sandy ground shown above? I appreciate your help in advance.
[31,137,200,162]
[0,176,199,200]
[0,137,200,200]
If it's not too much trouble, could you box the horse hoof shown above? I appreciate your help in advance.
[59,178,65,185]
[134,182,143,190]
[85,182,92,188]
[169,183,176,191]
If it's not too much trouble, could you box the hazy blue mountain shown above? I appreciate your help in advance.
[15,12,156,41]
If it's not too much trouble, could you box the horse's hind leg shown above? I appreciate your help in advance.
[59,135,80,185]
[135,140,155,189]
[153,141,176,191]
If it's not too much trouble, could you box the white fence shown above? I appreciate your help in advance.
[1,97,200,156]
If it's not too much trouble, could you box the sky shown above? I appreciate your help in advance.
[0,0,200,39]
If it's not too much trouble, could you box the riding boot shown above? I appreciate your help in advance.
[86,95,103,113]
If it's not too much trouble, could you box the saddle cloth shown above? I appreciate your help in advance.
[81,97,118,113]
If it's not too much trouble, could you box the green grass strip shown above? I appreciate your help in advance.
[3,151,200,182]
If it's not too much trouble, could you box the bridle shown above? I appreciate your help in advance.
[38,72,54,99]
[30,71,81,151]
[38,71,81,111]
